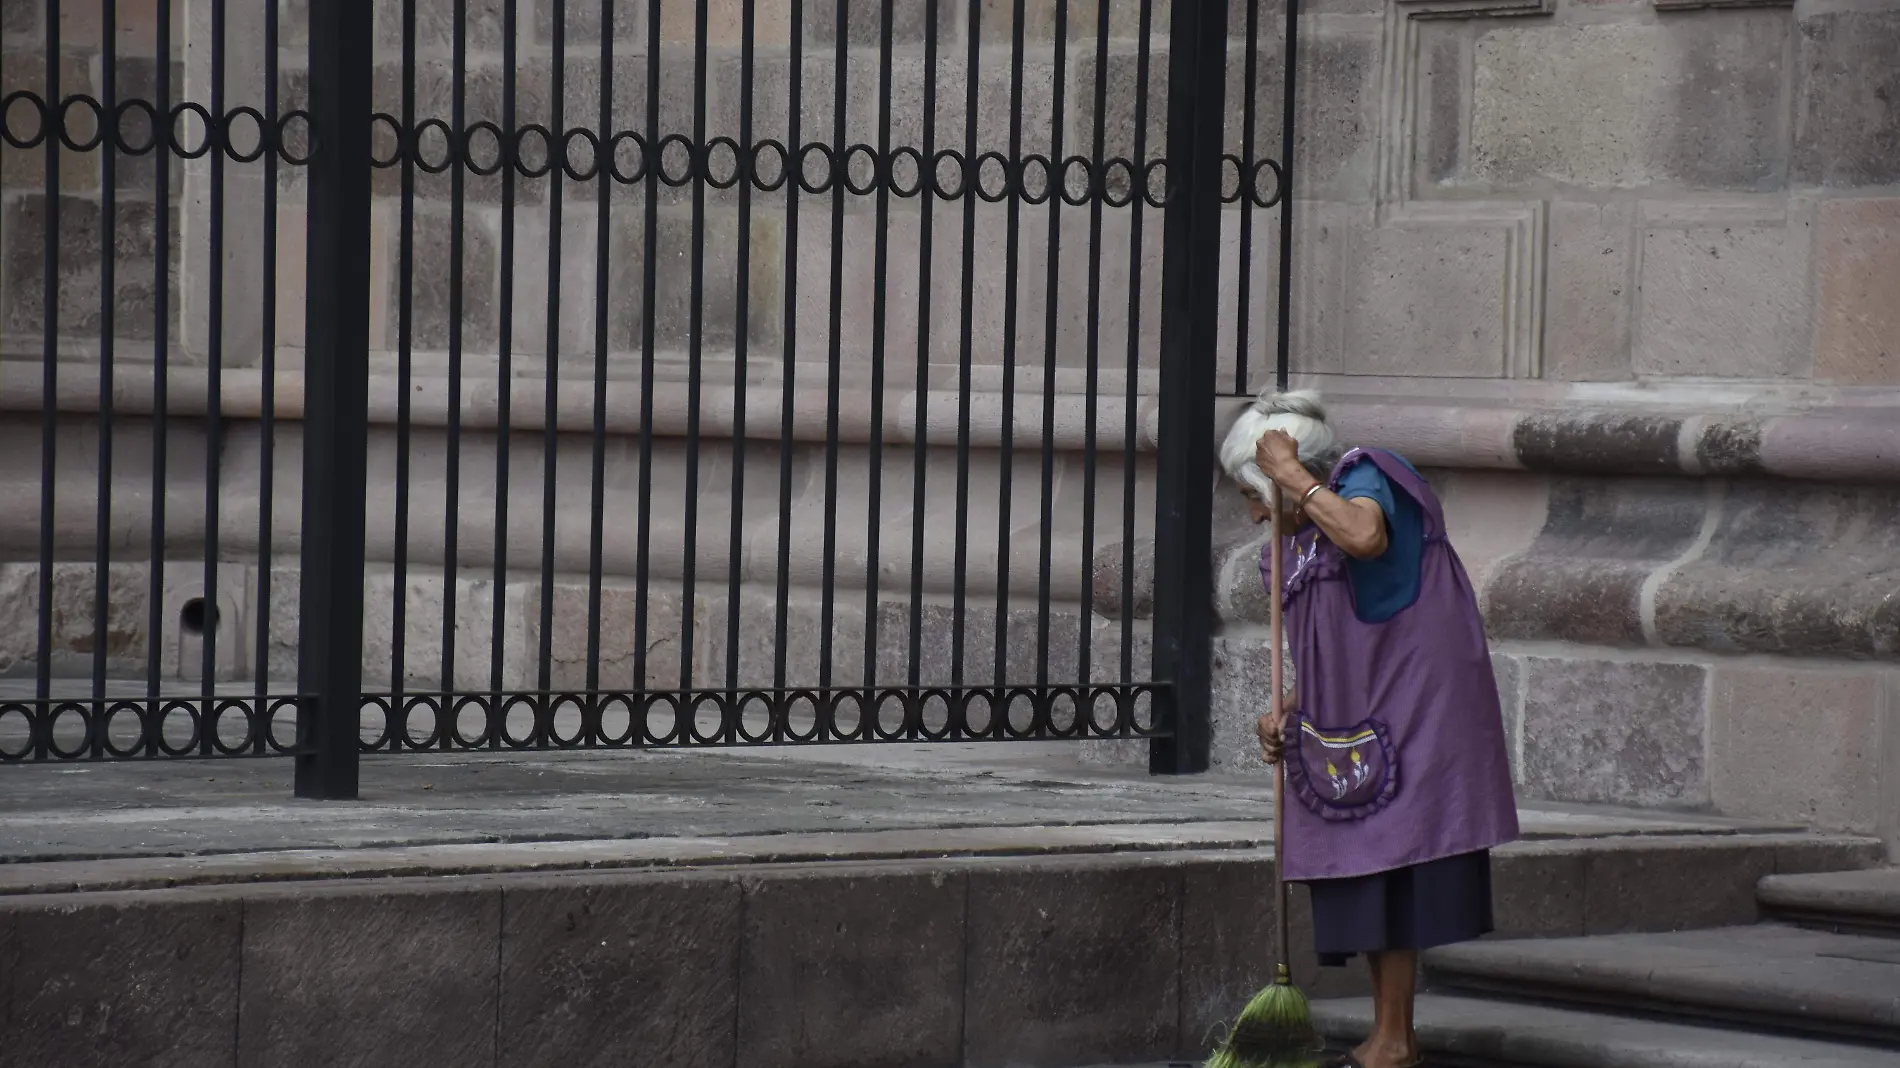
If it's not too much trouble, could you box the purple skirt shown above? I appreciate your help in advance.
[1303,849,1494,967]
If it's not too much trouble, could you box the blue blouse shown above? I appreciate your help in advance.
[1333,454,1426,623]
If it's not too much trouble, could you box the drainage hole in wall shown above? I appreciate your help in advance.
[180,598,219,636]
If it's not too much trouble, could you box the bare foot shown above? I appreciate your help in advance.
[1348,1032,1421,1068]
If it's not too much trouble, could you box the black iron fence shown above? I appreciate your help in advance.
[0,0,1296,797]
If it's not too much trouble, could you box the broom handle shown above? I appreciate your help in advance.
[1269,482,1290,974]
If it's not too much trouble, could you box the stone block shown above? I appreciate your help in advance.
[1415,26,1462,187]
[1180,855,1279,1051]
[1,895,239,1068]
[377,0,509,56]
[1814,198,1900,386]
[507,199,603,358]
[1793,10,1900,187]
[807,0,953,46]
[696,589,867,692]
[1345,224,1508,377]
[533,0,642,47]
[237,884,502,1068]
[1543,201,1633,382]
[110,57,185,197]
[738,868,964,1068]
[408,203,500,352]
[963,863,1179,1066]
[607,206,782,354]
[1492,651,1521,784]
[1208,632,1281,775]
[0,51,97,194]
[57,0,183,56]
[1709,665,1884,833]
[654,0,793,44]
[2,0,37,37]
[1490,844,1585,940]
[1520,656,1708,808]
[1512,412,1682,477]
[1634,221,1812,379]
[1,195,179,345]
[1581,840,1770,935]
[1469,16,1787,190]
[498,874,741,1068]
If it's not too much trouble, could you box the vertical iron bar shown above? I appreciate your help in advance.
[255,0,281,750]
[1033,0,1067,701]
[201,0,228,753]
[992,0,1026,697]
[492,0,519,712]
[632,0,660,695]
[723,0,756,703]
[949,0,979,695]
[816,0,846,697]
[1275,0,1299,392]
[1118,0,1153,690]
[1235,0,1259,395]
[442,0,467,720]
[1078,0,1110,697]
[905,0,938,694]
[862,0,894,695]
[93,0,120,743]
[679,0,709,695]
[295,0,375,798]
[392,0,415,705]
[585,0,611,715]
[35,0,62,749]
[146,0,174,755]
[539,0,566,727]
[1149,0,1226,774]
[771,0,804,700]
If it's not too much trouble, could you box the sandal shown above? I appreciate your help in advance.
[1322,1056,1425,1068]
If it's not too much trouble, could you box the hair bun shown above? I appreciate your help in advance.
[1253,388,1327,424]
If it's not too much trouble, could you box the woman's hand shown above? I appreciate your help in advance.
[1253,430,1311,493]
[1255,690,1296,765]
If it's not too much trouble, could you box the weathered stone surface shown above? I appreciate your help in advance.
[1520,657,1707,807]
[1653,482,1900,661]
[376,0,508,56]
[1543,201,1633,382]
[110,57,185,197]
[237,885,501,1068]
[807,0,954,46]
[738,868,964,1068]
[1468,16,1787,190]
[0,51,97,194]
[1346,224,1508,377]
[606,206,782,352]
[1512,412,1681,476]
[1092,537,1155,621]
[1483,477,1706,647]
[1581,839,1769,935]
[1180,855,1281,1049]
[2,896,239,1068]
[2,0,37,36]
[409,203,500,352]
[1710,665,1884,833]
[1490,844,1585,940]
[2,195,178,344]
[1635,222,1813,378]
[964,862,1179,1066]
[533,0,642,47]
[1208,631,1287,775]
[1814,198,1900,386]
[1491,651,1521,784]
[1793,9,1900,187]
[499,874,741,1068]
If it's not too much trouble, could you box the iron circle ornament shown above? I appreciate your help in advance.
[0,702,33,760]
[655,132,696,187]
[887,146,925,198]
[265,697,302,753]
[168,100,217,159]
[1060,155,1095,207]
[463,120,508,176]
[548,693,589,747]
[208,698,259,755]
[748,138,790,192]
[513,122,557,179]
[1002,687,1043,738]
[368,112,405,168]
[45,701,93,760]
[1085,685,1124,736]
[1130,685,1161,734]
[685,692,727,745]
[840,143,880,196]
[795,141,835,194]
[1140,157,1170,208]
[155,700,203,756]
[100,700,150,758]
[1044,685,1085,738]
[606,130,650,185]
[223,105,271,163]
[1250,157,1286,208]
[449,693,494,749]
[735,690,777,744]
[57,94,108,153]
[1099,157,1137,208]
[112,97,163,155]
[929,148,966,200]
[703,135,744,189]
[412,118,457,174]
[398,694,442,750]
[826,689,865,741]
[781,690,824,743]
[275,110,316,166]
[959,687,997,738]
[0,90,48,149]
[871,689,911,741]
[917,689,955,741]
[595,692,639,746]
[1017,153,1053,205]
[641,691,684,746]
[973,151,1012,203]
[499,693,541,748]
[561,126,603,182]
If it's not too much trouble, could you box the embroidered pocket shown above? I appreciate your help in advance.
[1284,716,1398,821]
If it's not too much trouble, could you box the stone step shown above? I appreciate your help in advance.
[1313,994,1897,1068]
[1759,868,1900,936]
[1423,925,1900,1046]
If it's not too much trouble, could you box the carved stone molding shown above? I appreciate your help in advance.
[1652,0,1792,11]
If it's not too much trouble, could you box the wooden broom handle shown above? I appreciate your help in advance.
[1269,482,1291,973]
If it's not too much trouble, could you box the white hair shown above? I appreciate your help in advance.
[1219,388,1339,499]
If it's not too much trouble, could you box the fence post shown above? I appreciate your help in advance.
[294,0,373,800]
[1150,0,1229,775]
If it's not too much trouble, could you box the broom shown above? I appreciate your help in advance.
[1205,481,1324,1068]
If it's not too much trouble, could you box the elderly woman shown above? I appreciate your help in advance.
[1219,391,1519,1068]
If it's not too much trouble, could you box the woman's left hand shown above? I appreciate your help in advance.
[1254,430,1305,489]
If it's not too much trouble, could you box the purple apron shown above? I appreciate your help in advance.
[1262,448,1519,882]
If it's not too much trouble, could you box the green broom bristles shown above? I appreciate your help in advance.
[1204,965,1326,1068]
